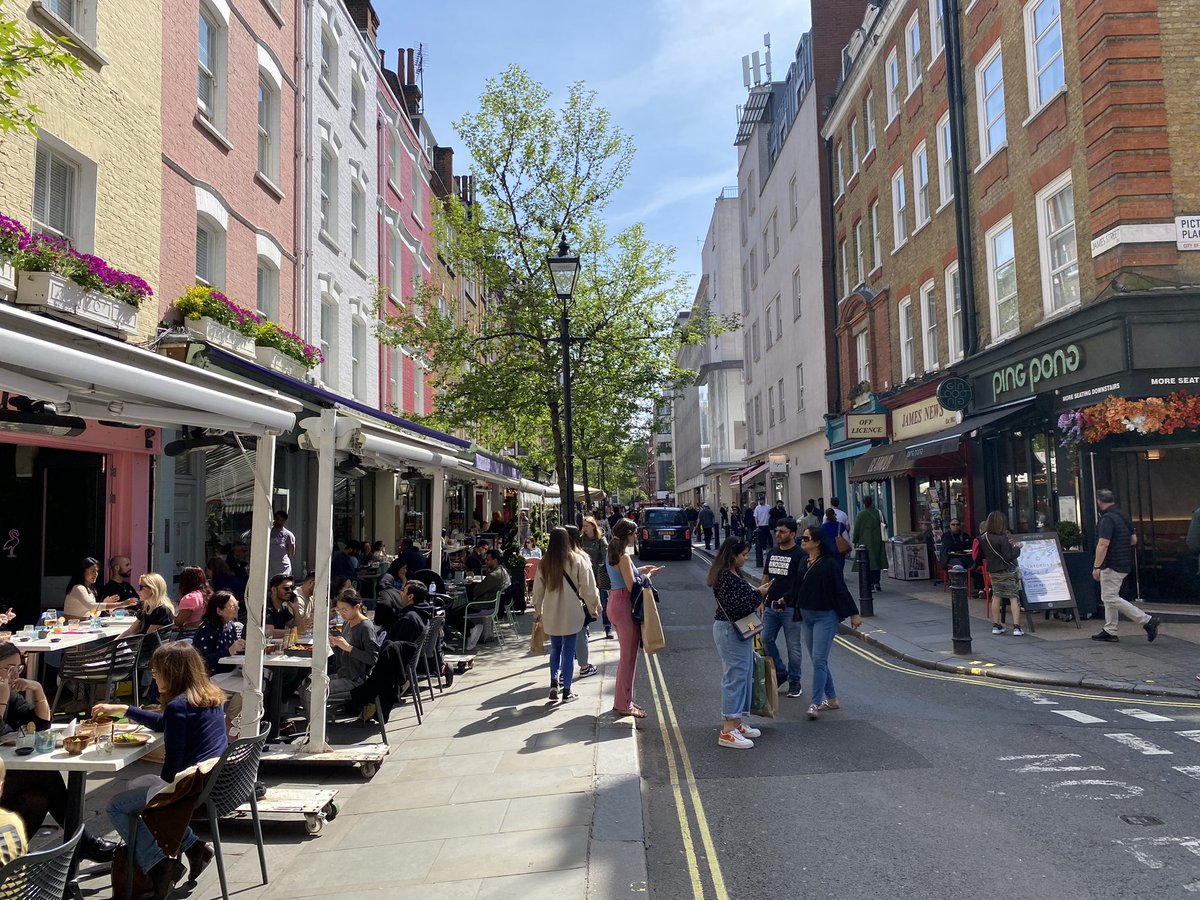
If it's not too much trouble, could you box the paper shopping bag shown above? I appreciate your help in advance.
[640,590,666,654]
[530,620,547,654]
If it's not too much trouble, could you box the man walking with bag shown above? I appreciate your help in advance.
[1092,489,1161,643]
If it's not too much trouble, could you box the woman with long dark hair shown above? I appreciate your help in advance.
[190,591,245,676]
[94,643,228,897]
[581,516,611,640]
[533,528,600,703]
[63,557,134,620]
[795,526,861,721]
[605,519,660,717]
[707,538,771,748]
[173,566,212,628]
[981,510,1023,636]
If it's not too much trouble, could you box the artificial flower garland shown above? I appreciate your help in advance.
[1058,390,1200,447]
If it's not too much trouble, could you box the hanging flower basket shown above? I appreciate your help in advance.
[16,270,138,335]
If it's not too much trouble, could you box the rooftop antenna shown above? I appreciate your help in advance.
[764,32,773,82]
[415,43,426,106]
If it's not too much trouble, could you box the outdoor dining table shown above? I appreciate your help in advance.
[1,724,162,897]
[9,617,130,680]
[220,649,331,741]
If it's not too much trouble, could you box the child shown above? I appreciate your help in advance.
[0,758,27,865]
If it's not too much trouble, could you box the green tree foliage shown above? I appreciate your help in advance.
[0,17,82,136]
[379,66,731,490]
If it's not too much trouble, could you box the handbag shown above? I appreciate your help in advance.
[835,526,852,556]
[564,572,596,625]
[714,574,763,641]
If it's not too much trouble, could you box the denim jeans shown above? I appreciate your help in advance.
[712,620,754,719]
[801,608,840,706]
[549,634,577,694]
[762,606,803,685]
[599,588,611,631]
[575,623,590,666]
[108,785,198,873]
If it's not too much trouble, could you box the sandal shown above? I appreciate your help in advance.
[612,706,648,719]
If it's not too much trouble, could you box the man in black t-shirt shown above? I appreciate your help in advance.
[1092,489,1160,642]
[760,518,806,698]
[101,556,139,607]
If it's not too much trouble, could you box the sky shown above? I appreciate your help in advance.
[376,0,813,295]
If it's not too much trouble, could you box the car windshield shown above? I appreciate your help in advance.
[644,510,683,526]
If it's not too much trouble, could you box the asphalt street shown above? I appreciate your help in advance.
[635,555,1200,900]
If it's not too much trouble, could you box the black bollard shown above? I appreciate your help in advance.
[856,544,875,617]
[950,564,972,654]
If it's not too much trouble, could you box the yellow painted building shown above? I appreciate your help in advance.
[0,0,161,336]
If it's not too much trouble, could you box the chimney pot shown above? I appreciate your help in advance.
[407,47,416,85]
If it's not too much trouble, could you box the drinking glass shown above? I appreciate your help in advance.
[96,734,113,755]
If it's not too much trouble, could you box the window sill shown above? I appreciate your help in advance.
[1022,86,1068,129]
[905,82,922,102]
[912,219,931,238]
[350,258,368,279]
[387,177,401,196]
[892,238,909,255]
[974,143,1007,174]
[985,330,1020,351]
[887,112,900,129]
[30,2,109,68]
[318,230,341,254]
[350,122,367,148]
[255,172,285,200]
[320,77,340,108]
[260,0,285,26]
[869,264,883,280]
[1039,301,1081,325]
[927,50,945,71]
[194,113,233,152]
[936,196,954,216]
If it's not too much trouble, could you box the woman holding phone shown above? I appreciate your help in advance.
[708,538,771,748]
[604,519,661,718]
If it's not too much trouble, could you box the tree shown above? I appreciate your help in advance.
[0,17,82,137]
[379,66,730,490]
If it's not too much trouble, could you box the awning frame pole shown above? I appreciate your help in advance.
[306,407,336,753]
[430,468,445,576]
[239,432,276,733]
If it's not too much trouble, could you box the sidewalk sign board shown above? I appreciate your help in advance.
[1012,532,1080,627]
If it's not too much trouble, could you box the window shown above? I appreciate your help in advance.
[388,228,400,297]
[257,75,279,182]
[389,347,403,411]
[920,280,938,370]
[194,217,224,288]
[351,75,366,139]
[775,292,782,337]
[1027,0,1065,111]
[946,263,963,361]
[892,168,908,248]
[854,220,864,286]
[350,181,366,268]
[749,248,758,288]
[789,176,798,227]
[768,386,776,426]
[765,300,774,348]
[413,364,425,416]
[854,327,870,385]
[32,145,76,240]
[256,259,278,321]
[987,218,1018,339]
[411,160,424,222]
[320,295,337,385]
[865,91,877,153]
[886,49,901,121]
[796,363,805,411]
[1036,173,1079,314]
[837,143,846,196]
[744,333,752,376]
[792,267,802,319]
[752,320,760,360]
[899,297,915,379]
[319,23,337,93]
[747,170,755,214]
[387,129,399,190]
[849,120,860,177]
[913,142,930,227]
[762,227,770,271]
[195,224,212,284]
[870,201,881,271]
[771,212,779,256]
[905,13,922,93]
[197,5,226,127]
[741,263,750,315]
[929,0,945,60]
[839,239,849,298]
[777,379,786,423]
[319,145,336,237]
[351,318,366,398]
[47,0,76,27]
[754,394,762,434]
[977,45,1007,159]
[936,111,954,207]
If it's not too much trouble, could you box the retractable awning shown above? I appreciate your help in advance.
[732,461,768,485]
[849,440,917,482]
[906,400,1037,459]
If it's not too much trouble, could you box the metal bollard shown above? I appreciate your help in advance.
[856,544,874,617]
[950,564,972,654]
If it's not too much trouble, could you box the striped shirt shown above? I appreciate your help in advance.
[0,809,27,865]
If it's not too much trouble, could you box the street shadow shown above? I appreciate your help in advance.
[451,700,558,737]
[515,714,599,754]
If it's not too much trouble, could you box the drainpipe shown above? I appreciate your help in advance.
[943,0,979,358]
[300,0,314,353]
[824,135,843,410]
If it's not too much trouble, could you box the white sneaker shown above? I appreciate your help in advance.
[737,724,761,738]
[718,729,754,749]
[1012,627,1024,637]
[992,625,1005,635]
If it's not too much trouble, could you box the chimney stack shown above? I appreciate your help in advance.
[406,47,416,85]
[432,147,454,199]
[342,1,380,48]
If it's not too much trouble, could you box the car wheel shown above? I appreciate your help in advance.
[683,551,692,560]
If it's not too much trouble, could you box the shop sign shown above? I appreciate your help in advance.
[891,397,959,440]
[768,453,788,474]
[1056,370,1200,408]
[991,343,1084,401]
[844,413,886,439]
[1176,215,1200,251]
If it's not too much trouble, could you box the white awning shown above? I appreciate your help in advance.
[330,408,462,471]
[0,304,300,434]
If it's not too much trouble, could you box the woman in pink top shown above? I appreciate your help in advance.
[173,566,211,628]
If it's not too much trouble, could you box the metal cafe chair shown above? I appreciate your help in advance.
[0,825,82,900]
[461,589,506,653]
[50,635,144,717]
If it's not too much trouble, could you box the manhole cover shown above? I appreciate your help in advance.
[1120,814,1164,826]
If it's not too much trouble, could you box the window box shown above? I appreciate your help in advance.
[16,270,137,336]
[184,315,256,358]
[254,345,307,379]
[0,258,16,299]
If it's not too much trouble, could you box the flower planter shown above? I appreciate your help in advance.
[16,270,138,336]
[254,345,308,379]
[0,259,16,300]
[185,315,256,358]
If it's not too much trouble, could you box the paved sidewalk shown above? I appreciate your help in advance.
[692,540,1200,700]
[55,624,645,899]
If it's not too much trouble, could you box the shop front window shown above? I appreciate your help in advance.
[913,476,966,558]
[987,427,1065,535]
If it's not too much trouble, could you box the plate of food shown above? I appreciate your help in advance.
[113,732,151,747]
[114,722,141,734]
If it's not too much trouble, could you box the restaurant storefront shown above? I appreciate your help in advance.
[957,292,1200,602]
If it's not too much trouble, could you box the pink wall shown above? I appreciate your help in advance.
[159,0,298,329]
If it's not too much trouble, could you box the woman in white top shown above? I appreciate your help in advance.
[63,557,136,620]
[520,538,543,559]
[532,528,600,703]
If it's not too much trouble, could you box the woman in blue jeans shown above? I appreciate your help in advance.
[93,642,228,899]
[794,526,861,721]
[532,528,600,703]
[707,538,771,749]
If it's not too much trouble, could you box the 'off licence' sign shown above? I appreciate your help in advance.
[1176,216,1200,251]
[845,414,886,439]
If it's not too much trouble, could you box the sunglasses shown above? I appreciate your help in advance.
[950,522,960,526]
[800,535,814,543]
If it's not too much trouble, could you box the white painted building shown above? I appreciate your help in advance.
[736,32,831,512]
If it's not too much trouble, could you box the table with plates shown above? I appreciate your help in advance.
[9,616,131,679]
[220,650,331,741]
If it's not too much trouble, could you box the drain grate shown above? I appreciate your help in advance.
[1120,814,1164,827]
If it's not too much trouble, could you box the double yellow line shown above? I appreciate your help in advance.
[644,650,729,900]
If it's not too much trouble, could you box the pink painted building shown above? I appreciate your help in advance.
[160,0,298,328]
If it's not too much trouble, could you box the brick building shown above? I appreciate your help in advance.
[822,0,1200,601]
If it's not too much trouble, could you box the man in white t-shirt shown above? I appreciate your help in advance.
[830,497,849,528]
[269,509,297,577]
[753,497,772,566]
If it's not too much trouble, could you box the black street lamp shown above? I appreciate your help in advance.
[546,236,580,524]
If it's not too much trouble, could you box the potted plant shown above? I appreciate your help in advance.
[253,321,323,378]
[1056,519,1097,619]
[0,215,29,298]
[848,380,872,406]
[173,285,259,358]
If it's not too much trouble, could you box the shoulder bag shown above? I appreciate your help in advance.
[714,573,763,641]
[564,572,596,625]
[983,532,1023,587]
[835,526,853,556]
